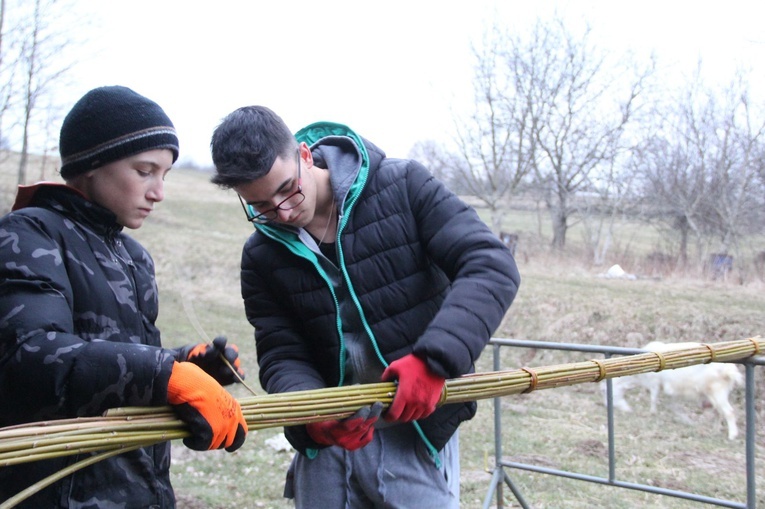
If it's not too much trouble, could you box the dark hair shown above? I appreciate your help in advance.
[210,106,297,188]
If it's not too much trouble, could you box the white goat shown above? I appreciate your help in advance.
[604,341,744,440]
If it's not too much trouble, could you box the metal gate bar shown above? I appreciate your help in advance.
[482,338,763,509]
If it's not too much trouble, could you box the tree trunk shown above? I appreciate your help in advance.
[551,208,567,250]
[489,206,502,236]
[678,223,689,268]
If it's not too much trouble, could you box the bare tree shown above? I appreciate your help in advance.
[0,0,25,211]
[450,24,535,234]
[522,18,650,250]
[408,139,464,192]
[634,67,765,270]
[703,77,765,252]
[633,132,706,267]
[577,156,642,265]
[0,0,23,159]
[15,0,41,185]
[16,0,74,185]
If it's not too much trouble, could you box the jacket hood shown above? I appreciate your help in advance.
[295,121,386,217]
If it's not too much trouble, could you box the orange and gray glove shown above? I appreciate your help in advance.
[167,361,248,452]
[381,353,445,423]
[177,336,244,386]
[306,402,384,451]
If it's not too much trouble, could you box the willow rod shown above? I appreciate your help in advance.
[0,336,761,508]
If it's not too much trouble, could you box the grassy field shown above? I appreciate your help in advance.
[3,162,765,508]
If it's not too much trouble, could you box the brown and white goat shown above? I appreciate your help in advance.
[604,341,744,440]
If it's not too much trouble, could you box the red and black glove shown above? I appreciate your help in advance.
[381,353,445,423]
[178,336,244,386]
[306,402,384,451]
[167,361,248,452]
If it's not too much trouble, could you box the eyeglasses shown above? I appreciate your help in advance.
[239,150,305,224]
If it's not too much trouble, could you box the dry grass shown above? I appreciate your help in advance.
[2,162,764,508]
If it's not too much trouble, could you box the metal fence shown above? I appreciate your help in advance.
[482,338,764,509]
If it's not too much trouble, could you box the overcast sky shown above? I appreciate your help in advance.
[60,0,765,167]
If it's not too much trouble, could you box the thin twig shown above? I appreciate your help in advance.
[181,295,259,395]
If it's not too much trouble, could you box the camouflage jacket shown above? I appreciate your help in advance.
[0,184,177,508]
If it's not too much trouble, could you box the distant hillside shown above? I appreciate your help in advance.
[0,149,61,181]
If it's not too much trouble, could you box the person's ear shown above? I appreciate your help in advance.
[298,142,314,169]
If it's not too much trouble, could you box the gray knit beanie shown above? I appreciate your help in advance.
[59,86,179,178]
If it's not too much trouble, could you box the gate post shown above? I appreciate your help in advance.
[482,343,531,509]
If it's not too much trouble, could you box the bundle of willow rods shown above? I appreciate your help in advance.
[0,337,762,507]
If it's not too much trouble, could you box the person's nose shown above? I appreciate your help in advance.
[147,178,164,203]
[276,207,292,222]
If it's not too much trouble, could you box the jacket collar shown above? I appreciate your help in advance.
[13,182,123,237]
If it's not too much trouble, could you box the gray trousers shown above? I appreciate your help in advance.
[285,425,460,509]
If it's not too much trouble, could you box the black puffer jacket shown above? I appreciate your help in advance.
[241,123,520,457]
[0,184,177,508]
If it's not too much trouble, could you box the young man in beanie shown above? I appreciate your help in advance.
[0,86,248,508]
[210,106,520,508]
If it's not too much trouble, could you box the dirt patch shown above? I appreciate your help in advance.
[176,493,220,509]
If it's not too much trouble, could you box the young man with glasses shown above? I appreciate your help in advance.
[210,106,520,508]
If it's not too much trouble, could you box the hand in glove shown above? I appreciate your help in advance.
[381,354,445,423]
[178,336,244,386]
[167,361,248,452]
[306,402,384,451]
